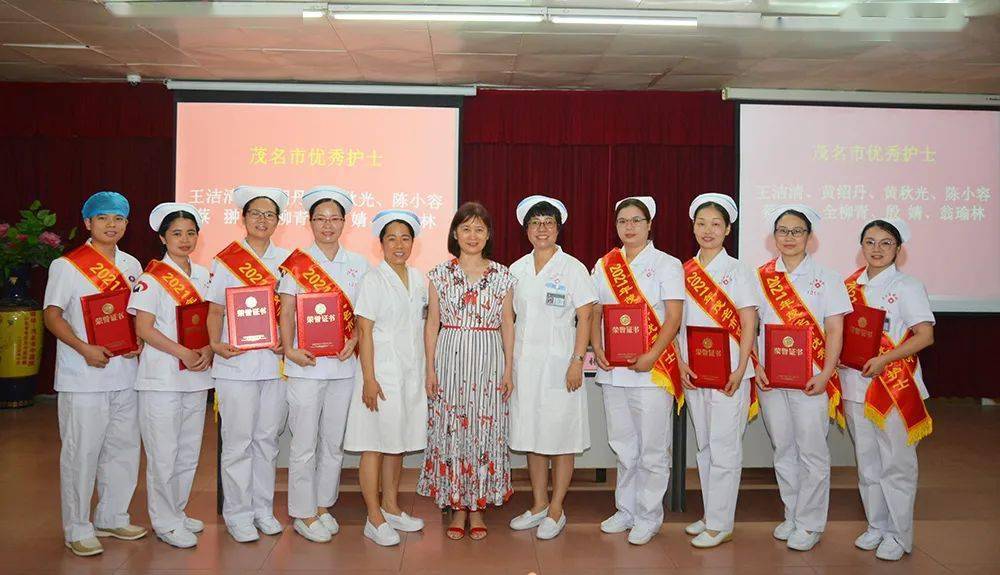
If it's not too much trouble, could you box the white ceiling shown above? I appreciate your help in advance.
[0,0,997,92]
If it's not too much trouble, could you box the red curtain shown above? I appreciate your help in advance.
[0,83,991,398]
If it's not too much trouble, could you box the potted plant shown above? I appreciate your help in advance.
[0,200,75,408]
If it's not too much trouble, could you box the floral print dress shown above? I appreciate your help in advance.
[416,259,517,510]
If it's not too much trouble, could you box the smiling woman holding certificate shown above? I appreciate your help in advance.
[675,194,758,549]
[277,186,370,544]
[127,203,212,549]
[753,204,852,552]
[343,210,429,547]
[206,186,291,544]
[838,218,935,562]
[590,196,684,546]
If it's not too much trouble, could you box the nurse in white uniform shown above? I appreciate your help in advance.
[128,203,212,549]
[507,196,596,541]
[676,194,758,549]
[590,196,685,546]
[278,187,369,543]
[206,187,290,543]
[43,191,147,556]
[839,218,935,561]
[754,204,852,552]
[344,210,428,547]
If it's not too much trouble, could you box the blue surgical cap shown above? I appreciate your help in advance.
[81,191,130,220]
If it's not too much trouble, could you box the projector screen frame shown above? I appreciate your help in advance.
[734,99,1000,314]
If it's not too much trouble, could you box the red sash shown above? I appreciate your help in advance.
[601,248,683,410]
[144,260,203,306]
[279,248,356,338]
[683,257,759,421]
[214,241,280,312]
[757,258,845,428]
[845,268,932,444]
[63,243,129,293]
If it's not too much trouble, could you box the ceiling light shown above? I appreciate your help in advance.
[550,15,696,26]
[302,9,327,18]
[330,5,545,22]
[3,43,89,49]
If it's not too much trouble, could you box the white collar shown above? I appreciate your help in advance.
[160,254,193,277]
[308,242,344,263]
[696,248,731,272]
[622,241,654,264]
[859,264,898,287]
[775,253,813,278]
[241,237,275,260]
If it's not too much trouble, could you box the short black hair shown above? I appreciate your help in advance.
[379,219,415,242]
[522,201,563,231]
[447,201,493,258]
[693,202,731,227]
[773,209,812,234]
[860,219,903,245]
[614,198,651,221]
[309,198,345,219]
[241,196,281,218]
[157,211,200,236]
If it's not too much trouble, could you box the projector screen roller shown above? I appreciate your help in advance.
[738,103,1000,312]
[175,102,459,272]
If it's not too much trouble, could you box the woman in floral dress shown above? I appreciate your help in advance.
[417,202,516,541]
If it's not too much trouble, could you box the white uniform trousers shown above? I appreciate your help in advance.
[602,385,674,532]
[58,389,140,542]
[286,377,353,519]
[845,399,918,552]
[759,388,831,532]
[216,378,287,527]
[138,390,208,534]
[686,382,751,532]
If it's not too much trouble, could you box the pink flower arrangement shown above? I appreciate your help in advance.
[39,231,61,247]
[0,223,8,237]
[0,201,75,285]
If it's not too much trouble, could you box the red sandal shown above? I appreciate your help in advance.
[469,526,488,541]
[446,526,466,540]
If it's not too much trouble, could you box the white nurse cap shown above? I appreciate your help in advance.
[689,193,738,223]
[864,217,911,244]
[148,202,202,231]
[615,196,657,220]
[303,186,354,215]
[515,195,568,225]
[233,186,289,211]
[767,203,821,231]
[372,209,421,238]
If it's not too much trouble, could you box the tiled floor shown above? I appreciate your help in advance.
[1,397,997,574]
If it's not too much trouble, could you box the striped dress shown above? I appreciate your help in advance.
[417,259,517,510]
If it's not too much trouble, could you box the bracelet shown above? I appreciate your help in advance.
[571,354,585,362]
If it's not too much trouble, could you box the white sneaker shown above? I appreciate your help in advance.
[773,520,796,541]
[318,513,340,536]
[364,519,400,547]
[691,530,733,548]
[536,514,566,540]
[854,529,883,551]
[227,523,260,543]
[293,518,331,543]
[627,525,658,545]
[600,511,634,534]
[786,529,821,551]
[509,507,549,531]
[382,509,424,532]
[685,519,706,536]
[875,536,906,561]
[183,517,204,534]
[254,516,283,536]
[158,527,198,549]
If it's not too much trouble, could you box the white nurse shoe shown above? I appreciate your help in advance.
[691,530,732,548]
[875,536,906,561]
[772,520,796,541]
[364,520,401,547]
[318,513,340,535]
[510,507,549,531]
[293,518,331,543]
[536,514,566,540]
[786,529,821,551]
[684,519,706,536]
[600,511,634,534]
[855,528,883,550]
[383,509,424,532]
[158,527,198,549]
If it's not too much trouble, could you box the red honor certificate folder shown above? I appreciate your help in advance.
[80,289,138,357]
[176,301,210,370]
[296,292,345,357]
[225,285,278,350]
[686,325,731,389]
[842,303,887,371]
[603,304,649,367]
[764,324,813,390]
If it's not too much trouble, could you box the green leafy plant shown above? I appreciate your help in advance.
[0,200,77,284]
